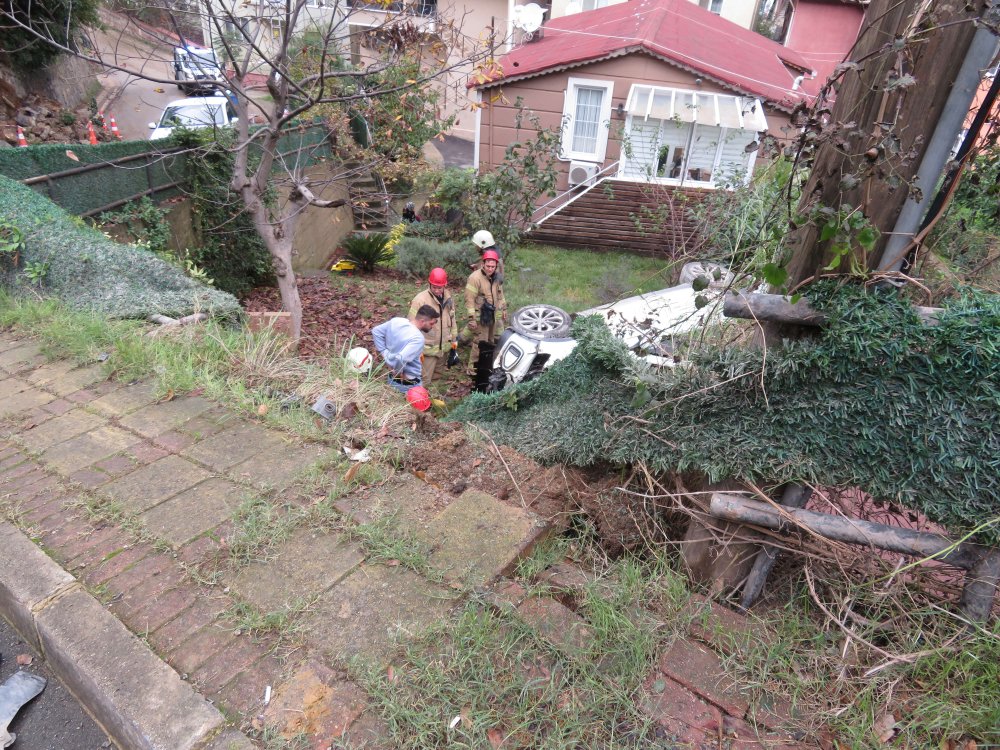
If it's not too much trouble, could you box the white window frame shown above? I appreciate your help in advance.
[561,76,615,162]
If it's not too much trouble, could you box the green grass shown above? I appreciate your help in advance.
[506,244,677,313]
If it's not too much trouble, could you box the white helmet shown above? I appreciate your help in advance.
[347,346,372,374]
[472,229,495,249]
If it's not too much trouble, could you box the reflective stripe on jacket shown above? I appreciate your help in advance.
[464,267,506,321]
[408,288,458,355]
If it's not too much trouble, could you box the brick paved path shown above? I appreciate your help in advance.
[0,332,806,749]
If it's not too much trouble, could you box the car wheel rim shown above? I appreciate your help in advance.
[518,308,564,333]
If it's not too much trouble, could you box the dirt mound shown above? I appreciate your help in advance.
[1,94,117,146]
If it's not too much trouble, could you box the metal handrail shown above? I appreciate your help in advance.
[530,160,620,226]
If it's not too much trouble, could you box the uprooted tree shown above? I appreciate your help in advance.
[0,0,500,338]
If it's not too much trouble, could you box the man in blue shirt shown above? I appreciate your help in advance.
[372,305,440,394]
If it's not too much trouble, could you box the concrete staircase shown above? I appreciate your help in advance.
[344,160,391,230]
[528,179,712,256]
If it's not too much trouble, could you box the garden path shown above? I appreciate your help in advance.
[0,331,803,748]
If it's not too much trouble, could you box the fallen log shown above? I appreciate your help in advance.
[722,292,941,327]
[709,493,999,621]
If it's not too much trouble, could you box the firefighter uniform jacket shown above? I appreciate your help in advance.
[408,288,458,356]
[464,267,507,324]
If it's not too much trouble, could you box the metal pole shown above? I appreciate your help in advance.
[879,10,1000,272]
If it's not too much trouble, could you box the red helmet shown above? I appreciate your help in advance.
[428,267,448,286]
[482,249,500,263]
[406,386,432,412]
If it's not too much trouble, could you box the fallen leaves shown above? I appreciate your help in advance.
[16,653,33,666]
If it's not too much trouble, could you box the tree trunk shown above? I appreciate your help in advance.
[785,0,984,285]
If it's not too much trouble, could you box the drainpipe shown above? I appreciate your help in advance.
[878,11,1000,272]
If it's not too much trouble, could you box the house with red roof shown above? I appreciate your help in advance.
[469,0,861,252]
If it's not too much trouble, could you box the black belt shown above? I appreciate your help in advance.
[390,376,419,386]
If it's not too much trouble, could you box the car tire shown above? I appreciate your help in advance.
[679,261,733,287]
[511,304,572,339]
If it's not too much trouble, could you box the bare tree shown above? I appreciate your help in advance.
[1,0,498,338]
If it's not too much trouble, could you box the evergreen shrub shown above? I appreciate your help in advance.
[454,284,1000,545]
[0,175,240,319]
[394,236,479,280]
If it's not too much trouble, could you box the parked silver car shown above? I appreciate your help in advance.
[483,262,732,392]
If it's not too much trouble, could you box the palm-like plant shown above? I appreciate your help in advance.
[342,232,393,273]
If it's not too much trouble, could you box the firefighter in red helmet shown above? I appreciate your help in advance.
[407,267,459,386]
[461,249,507,377]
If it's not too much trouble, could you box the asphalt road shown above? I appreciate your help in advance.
[91,23,178,141]
[0,615,111,750]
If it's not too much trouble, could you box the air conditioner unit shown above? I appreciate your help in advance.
[568,160,599,187]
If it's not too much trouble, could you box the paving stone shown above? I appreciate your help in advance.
[0,464,48,493]
[39,425,138,475]
[216,653,287,718]
[227,527,364,612]
[56,523,120,568]
[153,429,197,453]
[0,335,25,353]
[129,585,201,635]
[102,454,213,513]
[229,441,331,489]
[640,673,722,747]
[40,398,77,416]
[93,454,139,475]
[82,544,153,587]
[65,530,132,573]
[306,564,458,664]
[264,660,367,743]
[24,358,77,386]
[0,377,33,396]
[0,385,56,416]
[142,477,244,547]
[191,635,269,695]
[68,467,113,489]
[175,406,240,437]
[482,578,529,613]
[88,380,159,417]
[20,494,69,526]
[516,596,594,660]
[176,533,226,569]
[168,622,239,677]
[0,340,43,370]
[200,729,257,750]
[419,489,550,586]
[111,565,188,626]
[119,395,216,438]
[1,474,60,508]
[150,598,229,655]
[658,638,751,718]
[180,421,289,472]
[683,594,756,653]
[19,409,107,452]
[44,364,107,396]
[0,450,28,473]
[335,474,449,529]
[128,441,170,465]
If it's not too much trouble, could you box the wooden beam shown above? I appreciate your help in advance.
[722,292,941,327]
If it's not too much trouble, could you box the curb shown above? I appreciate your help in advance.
[0,522,252,750]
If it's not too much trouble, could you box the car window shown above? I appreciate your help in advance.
[160,104,225,128]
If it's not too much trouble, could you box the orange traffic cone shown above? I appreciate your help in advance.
[109,115,123,140]
[87,120,98,145]
[98,110,108,131]
[16,126,28,147]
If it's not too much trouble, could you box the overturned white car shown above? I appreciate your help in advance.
[481,262,732,392]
